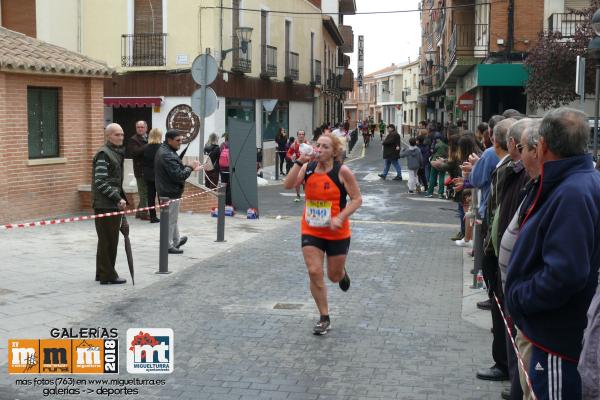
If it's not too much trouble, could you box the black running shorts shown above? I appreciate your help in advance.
[301,235,351,256]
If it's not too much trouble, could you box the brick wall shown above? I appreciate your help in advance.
[490,0,544,53]
[0,72,105,224]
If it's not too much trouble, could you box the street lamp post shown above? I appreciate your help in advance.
[221,26,253,61]
[589,10,600,160]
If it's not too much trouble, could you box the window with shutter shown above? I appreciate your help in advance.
[565,0,589,11]
[27,87,59,159]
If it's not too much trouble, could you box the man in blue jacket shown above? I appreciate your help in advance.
[506,107,600,399]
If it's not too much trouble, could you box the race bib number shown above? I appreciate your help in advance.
[305,200,332,227]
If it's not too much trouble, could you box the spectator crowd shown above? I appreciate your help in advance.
[408,108,600,400]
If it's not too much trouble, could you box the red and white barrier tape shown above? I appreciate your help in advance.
[0,184,220,231]
[493,293,538,400]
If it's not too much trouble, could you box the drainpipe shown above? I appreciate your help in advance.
[77,0,82,53]
[507,0,514,62]
[198,6,202,54]
[220,0,224,68]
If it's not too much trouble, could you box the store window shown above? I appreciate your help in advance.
[262,101,289,141]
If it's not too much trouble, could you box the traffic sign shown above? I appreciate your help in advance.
[191,54,218,85]
[191,87,217,118]
[457,92,475,112]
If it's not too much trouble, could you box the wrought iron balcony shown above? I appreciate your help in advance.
[448,24,489,67]
[261,45,277,78]
[285,51,299,81]
[311,59,321,85]
[326,70,335,90]
[548,13,587,38]
[231,37,252,73]
[121,33,167,67]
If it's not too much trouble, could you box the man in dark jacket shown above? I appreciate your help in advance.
[506,108,600,399]
[92,123,128,285]
[378,124,402,181]
[127,121,149,219]
[155,130,201,254]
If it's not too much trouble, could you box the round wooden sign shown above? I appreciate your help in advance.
[166,104,200,144]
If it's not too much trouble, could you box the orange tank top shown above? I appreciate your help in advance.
[301,162,350,240]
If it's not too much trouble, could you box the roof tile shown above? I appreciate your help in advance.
[0,27,113,77]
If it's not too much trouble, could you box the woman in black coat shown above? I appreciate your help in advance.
[143,128,163,223]
[274,128,288,176]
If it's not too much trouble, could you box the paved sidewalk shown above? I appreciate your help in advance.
[0,213,281,368]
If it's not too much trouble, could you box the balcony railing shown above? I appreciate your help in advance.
[231,37,251,73]
[433,13,445,44]
[435,68,445,87]
[311,59,321,85]
[285,51,299,81]
[121,33,167,67]
[326,70,334,90]
[261,45,277,78]
[548,13,587,38]
[448,24,489,67]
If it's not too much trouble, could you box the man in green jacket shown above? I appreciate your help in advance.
[378,120,386,141]
[92,123,128,285]
[425,134,449,198]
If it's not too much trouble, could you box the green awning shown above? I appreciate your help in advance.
[476,64,528,87]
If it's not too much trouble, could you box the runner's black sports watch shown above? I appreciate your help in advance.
[294,160,304,167]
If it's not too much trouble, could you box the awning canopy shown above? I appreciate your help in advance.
[104,97,162,108]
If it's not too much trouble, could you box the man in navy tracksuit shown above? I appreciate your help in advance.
[506,107,600,399]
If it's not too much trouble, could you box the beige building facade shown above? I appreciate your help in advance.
[2,0,355,163]
[400,60,426,136]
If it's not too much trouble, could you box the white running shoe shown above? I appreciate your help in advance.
[455,239,473,248]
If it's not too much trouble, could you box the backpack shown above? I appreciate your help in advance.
[219,147,230,169]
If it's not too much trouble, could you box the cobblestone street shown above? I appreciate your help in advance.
[2,144,504,399]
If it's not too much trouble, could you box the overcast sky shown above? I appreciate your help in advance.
[345,0,422,75]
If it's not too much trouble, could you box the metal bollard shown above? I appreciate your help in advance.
[275,151,280,180]
[216,185,226,242]
[157,197,172,275]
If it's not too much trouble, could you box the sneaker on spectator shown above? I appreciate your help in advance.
[455,239,473,248]
[450,231,464,241]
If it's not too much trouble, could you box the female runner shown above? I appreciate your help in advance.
[284,132,362,335]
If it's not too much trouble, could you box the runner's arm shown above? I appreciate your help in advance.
[283,154,310,189]
[337,166,362,221]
